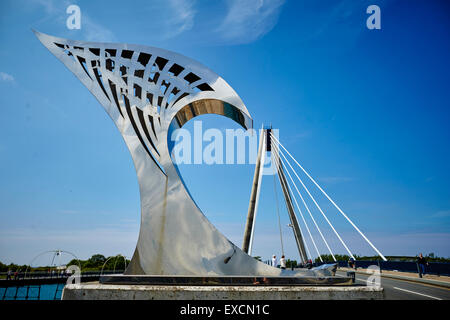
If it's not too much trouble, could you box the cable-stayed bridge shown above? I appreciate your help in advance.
[243,127,387,264]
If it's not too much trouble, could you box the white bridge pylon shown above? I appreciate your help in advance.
[243,128,387,263]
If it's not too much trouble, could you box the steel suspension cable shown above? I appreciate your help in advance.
[272,159,285,256]
[271,137,355,260]
[272,149,323,262]
[271,133,387,261]
[272,141,336,262]
[271,149,312,259]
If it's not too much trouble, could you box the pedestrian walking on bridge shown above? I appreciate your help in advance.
[280,255,286,269]
[417,253,428,278]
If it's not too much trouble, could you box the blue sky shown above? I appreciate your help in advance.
[0,0,449,265]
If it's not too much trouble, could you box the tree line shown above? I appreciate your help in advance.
[0,254,131,273]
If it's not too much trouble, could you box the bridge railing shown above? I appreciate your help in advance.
[262,259,450,277]
[0,270,126,300]
[0,270,124,281]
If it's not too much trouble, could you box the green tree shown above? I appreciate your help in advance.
[286,259,297,268]
[84,254,106,268]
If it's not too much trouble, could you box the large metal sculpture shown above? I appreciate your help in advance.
[35,31,330,277]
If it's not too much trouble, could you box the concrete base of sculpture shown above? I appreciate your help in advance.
[98,273,349,286]
[62,282,384,300]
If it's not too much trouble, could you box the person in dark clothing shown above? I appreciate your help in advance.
[417,253,428,277]
[348,258,355,269]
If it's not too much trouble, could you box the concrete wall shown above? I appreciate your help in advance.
[62,283,384,300]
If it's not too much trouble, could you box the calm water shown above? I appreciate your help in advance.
[0,283,65,300]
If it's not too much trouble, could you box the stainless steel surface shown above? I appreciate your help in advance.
[35,31,325,277]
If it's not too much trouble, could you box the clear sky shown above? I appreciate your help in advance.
[0,0,449,265]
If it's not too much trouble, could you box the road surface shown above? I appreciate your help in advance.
[336,270,450,300]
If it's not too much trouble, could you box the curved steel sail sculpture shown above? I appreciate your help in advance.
[35,31,325,276]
